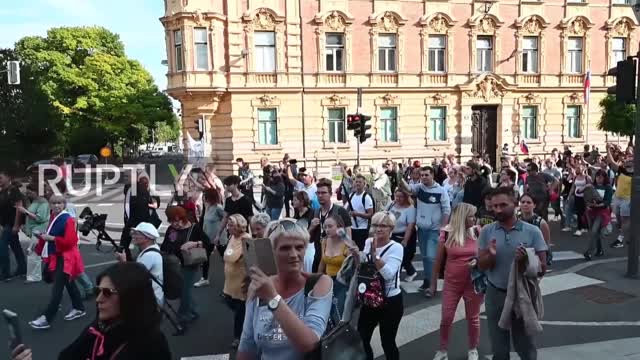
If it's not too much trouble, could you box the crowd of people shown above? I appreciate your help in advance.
[3,139,634,360]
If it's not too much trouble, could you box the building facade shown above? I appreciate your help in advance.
[161,0,638,175]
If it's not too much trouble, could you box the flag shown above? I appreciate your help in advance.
[584,69,591,105]
[520,140,529,155]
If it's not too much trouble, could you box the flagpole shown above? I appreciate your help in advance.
[586,60,591,145]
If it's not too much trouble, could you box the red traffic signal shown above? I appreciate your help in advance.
[347,114,361,130]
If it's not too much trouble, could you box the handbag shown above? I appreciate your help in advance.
[181,225,208,266]
[304,274,366,360]
[356,244,394,309]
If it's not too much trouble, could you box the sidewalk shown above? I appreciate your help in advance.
[490,337,640,359]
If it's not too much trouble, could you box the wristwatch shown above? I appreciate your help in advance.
[267,294,282,312]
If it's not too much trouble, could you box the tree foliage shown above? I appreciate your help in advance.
[598,94,635,138]
[12,26,177,158]
[0,48,63,172]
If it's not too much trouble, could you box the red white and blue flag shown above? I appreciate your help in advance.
[584,69,591,105]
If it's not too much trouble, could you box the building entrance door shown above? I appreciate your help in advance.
[471,105,498,169]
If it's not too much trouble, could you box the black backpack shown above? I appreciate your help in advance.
[348,191,376,227]
[143,248,183,300]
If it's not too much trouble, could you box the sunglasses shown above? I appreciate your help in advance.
[267,219,302,237]
[94,287,119,298]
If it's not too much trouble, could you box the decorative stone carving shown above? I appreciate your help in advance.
[614,20,631,36]
[253,9,275,31]
[432,93,446,104]
[570,18,587,36]
[377,12,399,32]
[326,11,346,31]
[381,93,398,105]
[524,18,541,34]
[569,92,581,103]
[258,94,276,106]
[467,76,506,101]
[192,9,205,25]
[524,93,537,103]
[480,18,496,34]
[327,94,345,106]
[429,14,448,33]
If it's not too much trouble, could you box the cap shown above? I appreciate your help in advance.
[132,222,159,239]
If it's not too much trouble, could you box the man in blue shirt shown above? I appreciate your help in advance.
[478,187,547,360]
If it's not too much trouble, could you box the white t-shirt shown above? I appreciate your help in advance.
[362,239,403,297]
[137,244,164,305]
[348,192,374,230]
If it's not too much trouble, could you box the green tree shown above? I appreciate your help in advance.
[14,26,175,154]
[598,95,636,140]
[153,120,181,144]
[0,48,63,172]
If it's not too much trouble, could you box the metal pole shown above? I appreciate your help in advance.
[357,87,363,167]
[627,51,640,278]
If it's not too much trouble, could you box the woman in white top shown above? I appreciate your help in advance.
[569,164,591,236]
[350,211,404,360]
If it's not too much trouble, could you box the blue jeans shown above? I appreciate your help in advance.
[417,228,440,287]
[267,207,283,221]
[75,272,94,298]
[0,226,26,277]
[178,266,199,322]
[563,197,575,229]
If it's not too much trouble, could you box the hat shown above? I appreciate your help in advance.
[132,222,159,239]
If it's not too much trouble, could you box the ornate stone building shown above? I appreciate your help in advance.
[161,0,639,175]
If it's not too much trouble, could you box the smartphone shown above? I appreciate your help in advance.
[3,309,22,351]
[244,238,277,276]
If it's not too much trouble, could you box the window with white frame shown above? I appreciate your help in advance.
[612,0,631,4]
[258,108,278,145]
[612,37,627,64]
[325,33,344,72]
[194,28,209,70]
[255,32,276,72]
[174,30,184,71]
[429,107,447,141]
[566,105,581,138]
[521,106,538,139]
[378,34,397,72]
[476,36,493,72]
[567,37,583,73]
[327,108,346,143]
[380,107,398,142]
[428,35,446,72]
[522,36,539,73]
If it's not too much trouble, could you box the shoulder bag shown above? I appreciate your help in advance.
[181,225,208,266]
[304,274,366,360]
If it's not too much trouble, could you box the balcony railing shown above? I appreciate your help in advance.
[371,73,399,86]
[317,73,346,86]
[423,73,447,85]
[519,74,540,85]
[565,74,583,84]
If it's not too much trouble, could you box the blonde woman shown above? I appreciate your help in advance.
[223,214,251,348]
[237,219,333,360]
[430,203,484,360]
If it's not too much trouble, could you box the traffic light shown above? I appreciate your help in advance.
[7,61,20,85]
[359,115,372,143]
[194,116,204,139]
[347,113,361,130]
[607,57,636,104]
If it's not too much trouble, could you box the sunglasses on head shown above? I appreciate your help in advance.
[94,287,118,298]
[267,219,302,237]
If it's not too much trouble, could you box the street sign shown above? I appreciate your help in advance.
[99,147,112,158]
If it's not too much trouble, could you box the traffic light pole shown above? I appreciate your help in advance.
[628,48,640,279]
[356,88,362,167]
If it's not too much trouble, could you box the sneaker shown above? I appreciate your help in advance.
[595,250,605,257]
[561,227,572,232]
[418,283,429,292]
[611,240,624,249]
[433,351,448,360]
[617,235,625,242]
[573,230,582,236]
[404,272,417,283]
[468,349,479,360]
[64,309,87,321]
[583,252,592,261]
[29,316,50,330]
[424,289,433,298]
[194,278,210,288]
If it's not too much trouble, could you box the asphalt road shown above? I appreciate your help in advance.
[1,184,638,359]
